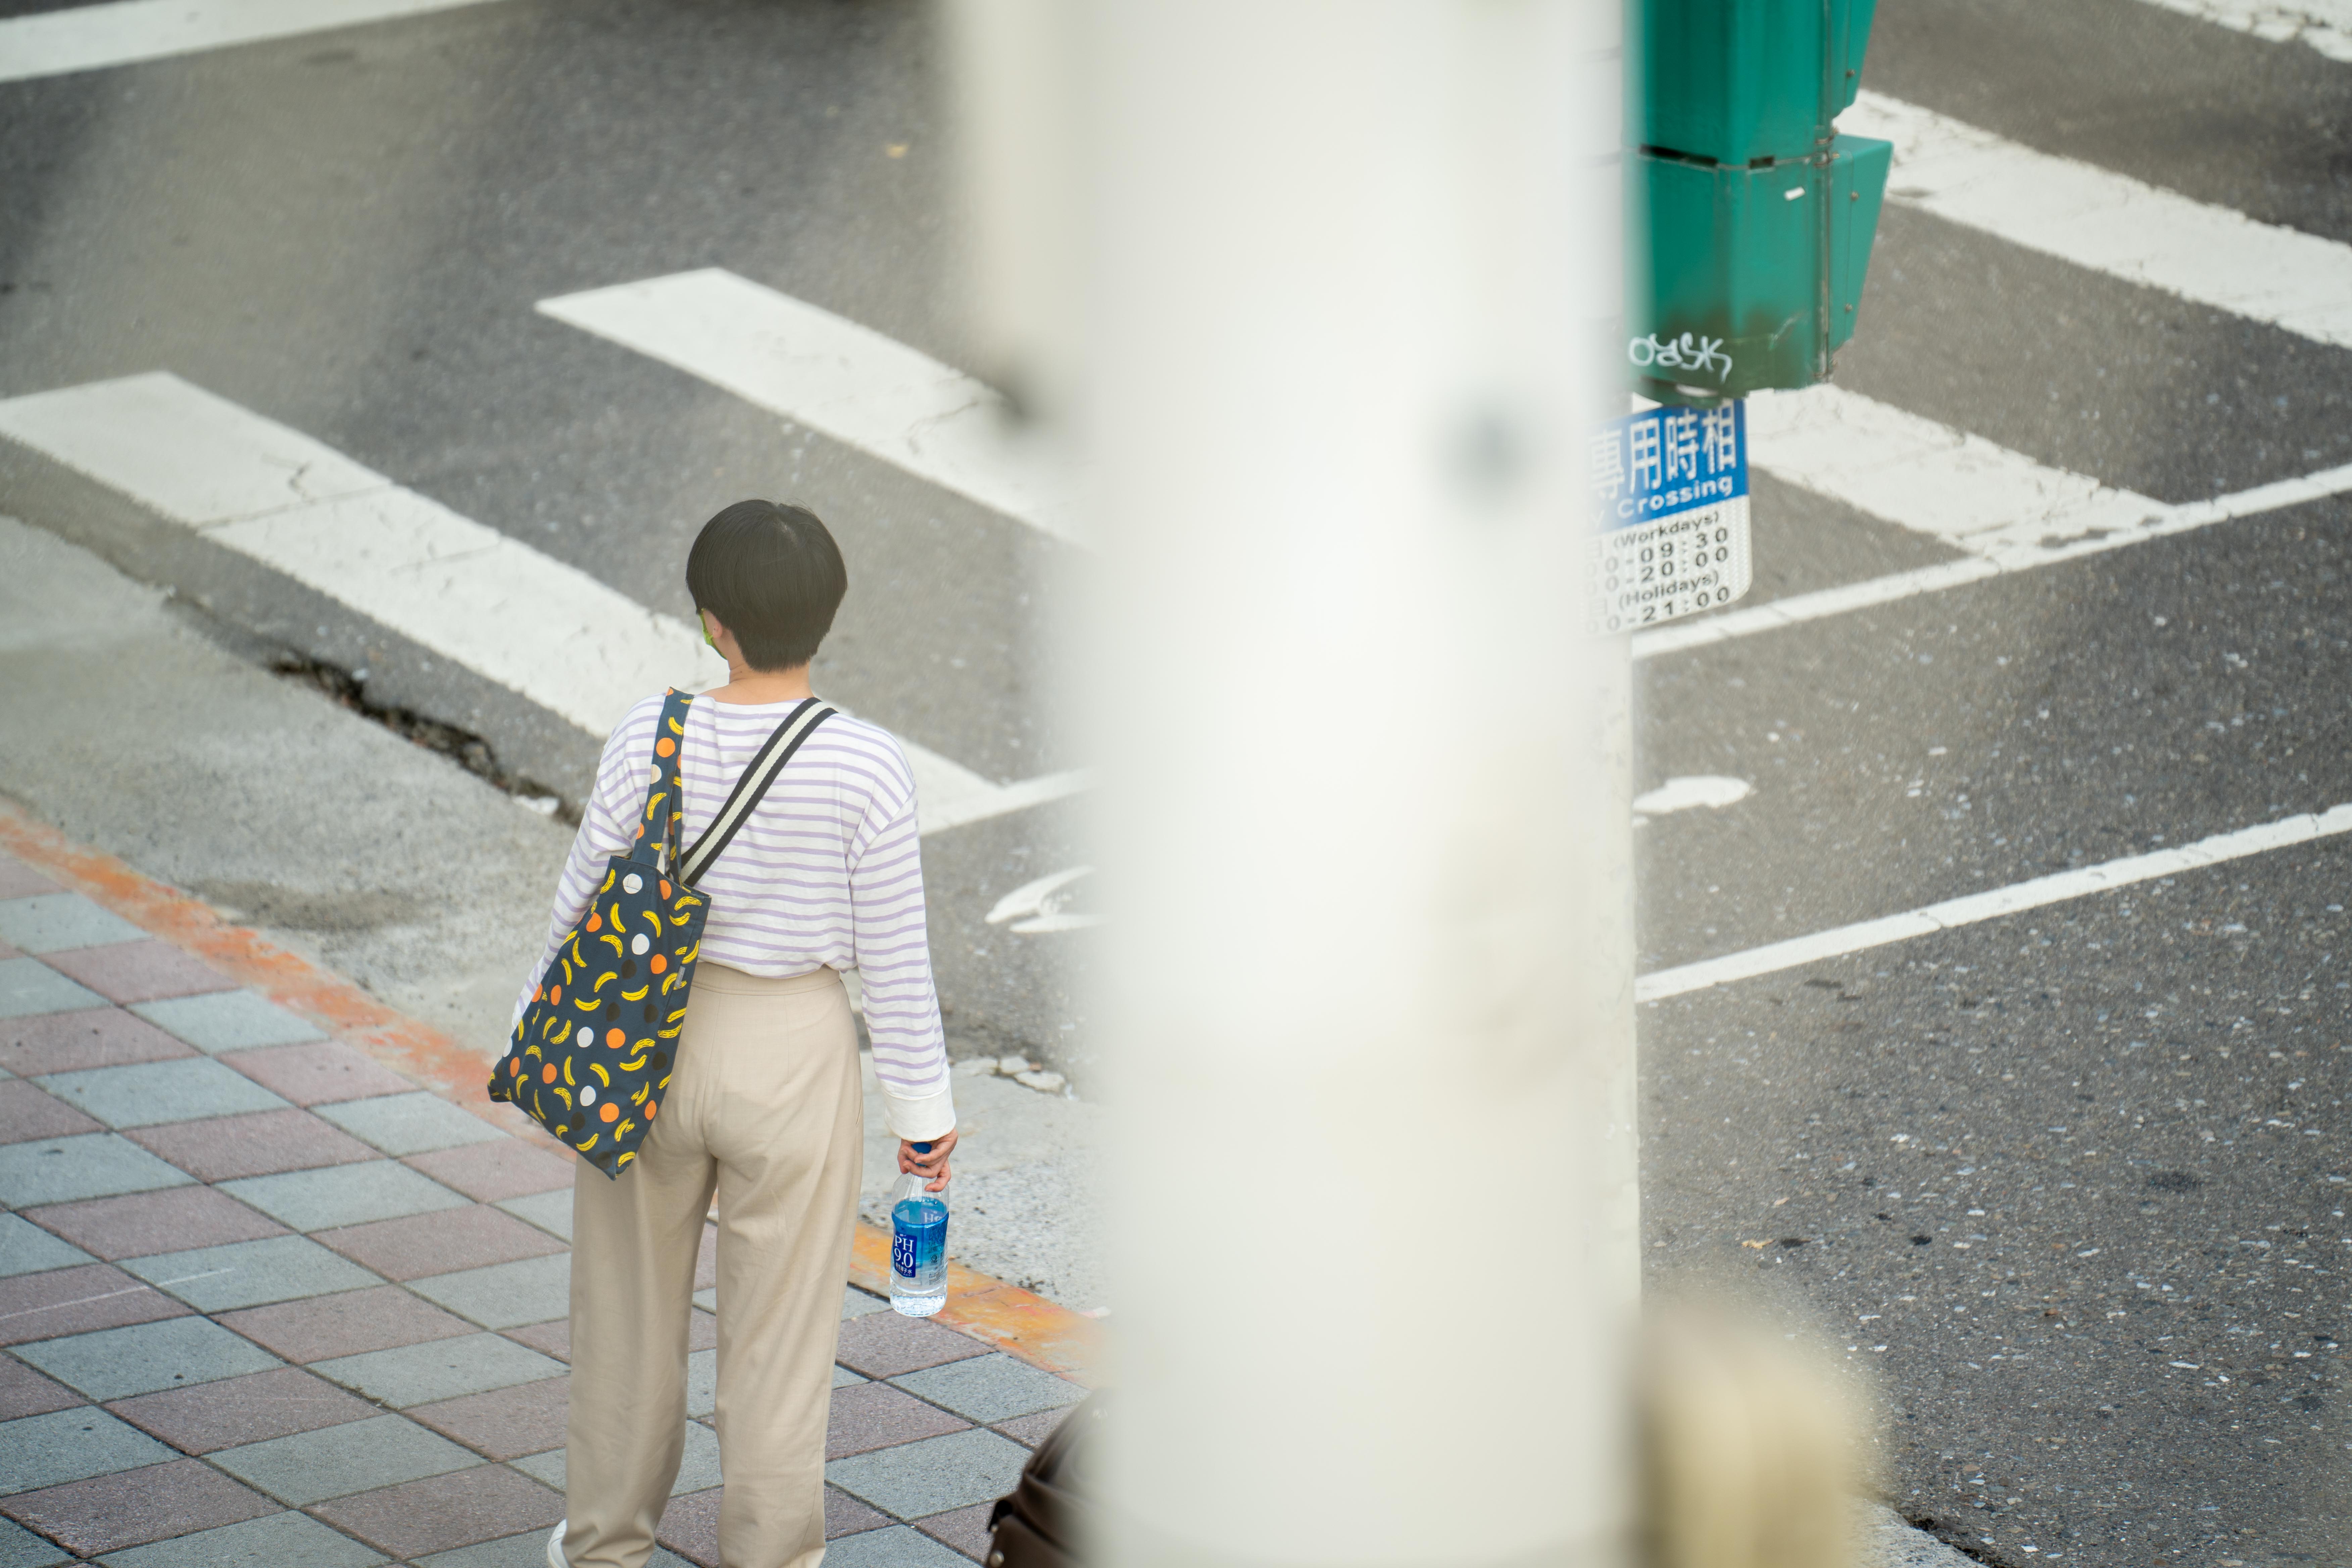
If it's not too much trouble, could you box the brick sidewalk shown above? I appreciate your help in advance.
[0,846,1085,1567]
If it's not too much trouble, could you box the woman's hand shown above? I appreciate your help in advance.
[899,1129,957,1191]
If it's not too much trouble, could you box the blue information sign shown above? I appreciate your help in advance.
[1586,401,1753,633]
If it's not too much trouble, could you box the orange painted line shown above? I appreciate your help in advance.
[0,798,1105,1380]
[848,1225,1105,1385]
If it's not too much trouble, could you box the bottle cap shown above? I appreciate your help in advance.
[913,1142,932,1154]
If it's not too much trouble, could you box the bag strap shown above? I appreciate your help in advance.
[677,697,836,888]
[627,689,696,872]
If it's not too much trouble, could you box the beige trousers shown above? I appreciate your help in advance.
[564,963,863,1568]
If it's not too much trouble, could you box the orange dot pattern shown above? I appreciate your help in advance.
[488,688,708,1179]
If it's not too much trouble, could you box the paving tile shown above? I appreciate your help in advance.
[914,1502,998,1562]
[827,1380,971,1459]
[120,1235,381,1313]
[656,1488,721,1566]
[686,1346,716,1418]
[0,1081,101,1145]
[215,1284,475,1364]
[311,1331,564,1409]
[0,1263,187,1348]
[127,992,324,1056]
[406,1140,573,1203]
[315,1092,505,1156]
[35,1058,290,1130]
[209,1412,479,1506]
[0,863,61,902]
[494,1188,572,1240]
[125,1106,377,1183]
[507,1303,709,1360]
[0,1357,83,1420]
[511,1414,720,1497]
[833,1309,995,1379]
[408,1374,568,1461]
[0,1133,193,1209]
[317,1205,563,1282]
[408,1254,570,1330]
[991,1406,1074,1449]
[826,1484,892,1539]
[695,1223,717,1289]
[0,1407,178,1494]
[824,1428,1033,1520]
[0,896,147,956]
[94,1508,386,1566]
[692,1286,716,1313]
[216,1040,413,1108]
[104,1365,372,1453]
[842,1284,890,1319]
[22,1186,283,1261]
[499,1318,571,1363]
[415,1530,566,1568]
[310,1463,562,1559]
[0,1010,192,1079]
[0,1213,94,1278]
[42,942,236,1007]
[0,959,108,1020]
[0,1516,69,1568]
[889,1353,1088,1425]
[13,1315,282,1400]
[219,1159,468,1232]
[820,1524,975,1567]
[0,1457,275,1554]
[504,1449,564,1490]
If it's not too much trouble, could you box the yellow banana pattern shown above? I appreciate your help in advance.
[488,688,710,1179]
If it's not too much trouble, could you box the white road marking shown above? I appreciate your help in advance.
[1746,385,2162,556]
[537,270,1080,546]
[985,865,1100,934]
[0,372,1076,836]
[1632,776,1752,818]
[1845,92,2352,350]
[0,0,505,84]
[2129,0,2352,60]
[1637,801,2352,1003]
[1631,455,2352,660]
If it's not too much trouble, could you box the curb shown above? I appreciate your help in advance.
[0,797,1103,1384]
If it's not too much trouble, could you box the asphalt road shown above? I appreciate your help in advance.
[4,2,2351,1566]
[1634,5,2352,1568]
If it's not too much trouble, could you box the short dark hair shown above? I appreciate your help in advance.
[685,501,848,671]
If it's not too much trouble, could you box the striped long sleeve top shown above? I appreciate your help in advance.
[517,692,954,1140]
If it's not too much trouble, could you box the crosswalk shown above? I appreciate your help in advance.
[2,4,2348,905]
[539,273,1081,549]
[0,372,1087,838]
[0,0,507,84]
[1843,91,2352,349]
[2132,0,2352,60]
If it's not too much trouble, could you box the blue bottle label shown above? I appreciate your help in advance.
[893,1207,947,1279]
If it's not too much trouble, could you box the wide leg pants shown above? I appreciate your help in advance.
[562,963,863,1568]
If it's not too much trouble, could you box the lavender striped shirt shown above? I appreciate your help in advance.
[518,692,954,1140]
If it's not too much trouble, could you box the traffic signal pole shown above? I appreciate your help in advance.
[948,2,1638,1563]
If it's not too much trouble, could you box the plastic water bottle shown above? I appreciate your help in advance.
[890,1143,948,1317]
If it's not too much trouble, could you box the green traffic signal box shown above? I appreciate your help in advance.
[1626,0,1893,404]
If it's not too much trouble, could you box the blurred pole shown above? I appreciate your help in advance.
[949,3,1634,1563]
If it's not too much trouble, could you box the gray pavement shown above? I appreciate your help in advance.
[0,858,1087,1564]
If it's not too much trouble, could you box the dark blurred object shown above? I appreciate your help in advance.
[985,1392,1100,1568]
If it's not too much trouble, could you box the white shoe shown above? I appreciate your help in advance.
[547,1521,568,1567]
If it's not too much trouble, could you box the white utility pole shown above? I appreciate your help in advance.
[951,4,1636,1562]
